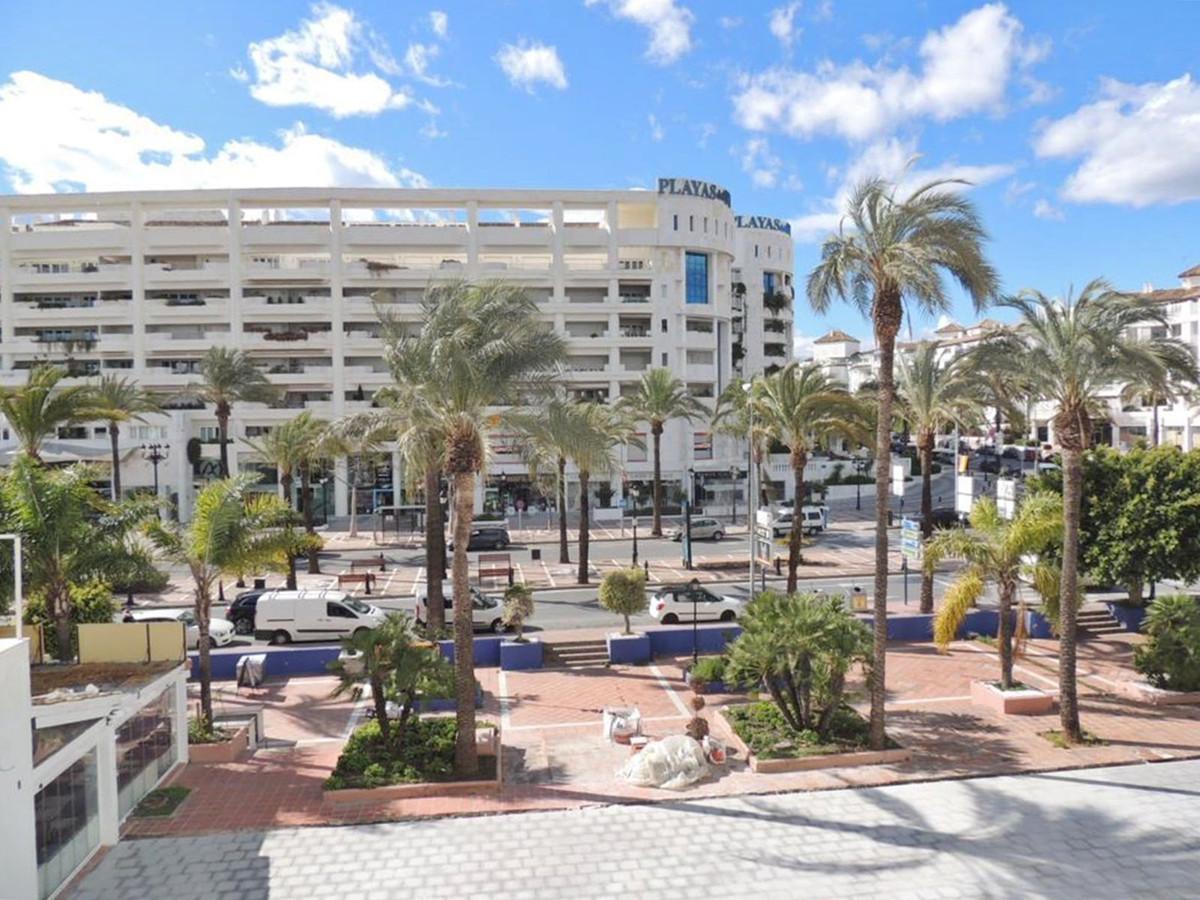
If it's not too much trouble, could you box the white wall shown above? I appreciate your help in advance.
[0,639,38,900]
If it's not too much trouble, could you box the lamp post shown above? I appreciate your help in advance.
[689,577,701,666]
[630,484,640,567]
[683,467,695,571]
[743,380,755,601]
[0,534,23,639]
[141,443,168,518]
[855,457,869,511]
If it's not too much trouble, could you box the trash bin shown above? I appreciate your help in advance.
[253,578,266,590]
[236,653,266,688]
[530,548,541,561]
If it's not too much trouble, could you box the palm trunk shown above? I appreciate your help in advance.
[217,402,231,478]
[1152,403,1159,448]
[281,472,294,509]
[348,457,359,538]
[786,451,806,593]
[109,421,121,501]
[869,306,900,752]
[557,456,570,565]
[53,602,72,663]
[651,423,664,537]
[301,463,320,574]
[918,434,934,614]
[577,470,590,585]
[424,465,446,633]
[998,580,1014,689]
[196,587,214,727]
[371,671,392,745]
[285,549,297,590]
[1058,443,1084,742]
[450,470,478,777]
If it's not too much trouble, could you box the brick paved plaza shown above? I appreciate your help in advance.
[71,759,1200,899]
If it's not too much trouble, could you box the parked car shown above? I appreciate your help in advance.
[668,517,725,541]
[254,590,385,644]
[127,608,235,649]
[920,507,965,530]
[226,590,265,635]
[415,586,508,633]
[649,584,742,624]
[447,526,511,551]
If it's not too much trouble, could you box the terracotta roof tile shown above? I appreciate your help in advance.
[815,329,860,344]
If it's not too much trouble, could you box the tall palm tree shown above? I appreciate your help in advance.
[712,379,772,517]
[190,348,279,477]
[808,176,999,750]
[87,374,161,500]
[387,281,565,776]
[243,413,325,585]
[570,403,641,585]
[144,476,294,726]
[972,280,1199,742]
[512,394,593,566]
[326,413,388,538]
[924,494,1062,688]
[894,342,983,613]
[751,363,868,593]
[618,368,706,536]
[0,365,93,462]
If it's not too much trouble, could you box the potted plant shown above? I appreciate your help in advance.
[502,583,535,642]
[599,568,651,664]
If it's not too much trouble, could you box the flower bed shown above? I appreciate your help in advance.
[719,703,909,774]
[187,723,249,764]
[324,718,500,800]
[969,680,1055,715]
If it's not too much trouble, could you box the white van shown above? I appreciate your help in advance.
[254,590,386,645]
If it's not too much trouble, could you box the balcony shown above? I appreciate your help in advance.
[11,263,131,288]
[143,261,230,285]
[764,343,788,358]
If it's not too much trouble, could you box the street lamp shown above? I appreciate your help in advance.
[0,534,23,639]
[629,483,640,567]
[743,381,755,600]
[855,456,869,511]
[689,577,701,666]
[683,466,695,570]
[141,443,168,518]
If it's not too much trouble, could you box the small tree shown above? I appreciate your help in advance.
[502,583,535,642]
[726,591,872,740]
[598,567,647,635]
[1134,595,1200,692]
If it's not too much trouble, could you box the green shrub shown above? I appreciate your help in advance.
[598,567,647,635]
[689,656,726,684]
[23,579,117,659]
[187,718,230,744]
[502,583,535,641]
[725,701,871,758]
[1134,595,1200,691]
[326,716,461,789]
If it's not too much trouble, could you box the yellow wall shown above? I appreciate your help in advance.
[77,622,186,663]
[0,624,43,663]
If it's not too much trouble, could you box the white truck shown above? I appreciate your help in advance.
[254,589,386,645]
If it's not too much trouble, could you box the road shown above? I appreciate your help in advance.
[70,759,1200,899]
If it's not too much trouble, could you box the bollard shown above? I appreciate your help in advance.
[531,547,541,561]
[507,567,514,587]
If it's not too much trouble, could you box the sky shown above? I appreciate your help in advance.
[2,1,1199,356]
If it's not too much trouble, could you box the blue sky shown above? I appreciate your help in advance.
[2,1,1199,352]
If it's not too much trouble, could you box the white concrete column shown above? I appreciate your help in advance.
[96,727,120,845]
[130,201,147,374]
[473,476,484,515]
[0,641,38,900]
[391,448,403,505]
[334,456,349,517]
[466,201,480,279]
[329,199,346,420]
[551,201,565,302]
[227,197,243,341]
[174,674,189,765]
[0,206,12,372]
[606,200,619,267]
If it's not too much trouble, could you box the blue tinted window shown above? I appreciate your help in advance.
[763,272,776,294]
[685,252,708,304]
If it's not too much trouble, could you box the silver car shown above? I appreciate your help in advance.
[669,517,725,542]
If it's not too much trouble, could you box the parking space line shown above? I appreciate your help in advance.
[650,664,693,718]
[541,561,557,588]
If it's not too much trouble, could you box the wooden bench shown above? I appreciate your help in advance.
[477,553,514,586]
[350,555,387,573]
[337,572,376,594]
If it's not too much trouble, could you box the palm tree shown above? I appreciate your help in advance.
[190,348,279,477]
[144,476,294,726]
[243,413,325,585]
[751,363,868,593]
[894,343,983,612]
[618,368,707,536]
[386,281,565,776]
[924,494,1062,688]
[808,176,999,750]
[972,280,1200,742]
[712,379,772,517]
[570,403,641,585]
[325,413,388,538]
[1120,368,1193,448]
[0,365,93,462]
[87,374,161,500]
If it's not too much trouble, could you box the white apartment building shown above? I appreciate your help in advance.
[0,180,794,522]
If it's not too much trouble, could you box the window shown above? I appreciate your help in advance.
[689,215,694,231]
[116,691,176,819]
[693,431,713,460]
[754,244,759,258]
[327,603,356,618]
[661,318,668,333]
[763,272,776,294]
[685,252,709,304]
[199,426,220,443]
[661,352,669,366]
[672,214,678,231]
[36,750,100,900]
[703,216,708,233]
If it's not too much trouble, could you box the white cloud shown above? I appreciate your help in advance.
[811,0,833,22]
[585,0,695,65]
[1034,74,1200,207]
[405,42,450,86]
[786,136,1013,241]
[769,3,802,50]
[1032,199,1064,221]
[696,122,717,148]
[0,71,428,194]
[495,41,568,91]
[429,10,449,39]
[243,2,414,117]
[734,3,1047,141]
[793,329,818,361]
[718,16,743,29]
[740,137,783,188]
[648,113,664,141]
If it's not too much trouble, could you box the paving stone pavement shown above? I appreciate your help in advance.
[71,759,1200,899]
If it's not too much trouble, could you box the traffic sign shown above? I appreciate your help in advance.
[955,474,975,517]
[997,477,1017,520]
[891,462,906,498]
[900,516,922,561]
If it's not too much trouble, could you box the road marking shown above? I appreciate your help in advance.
[542,561,557,588]
[650,664,694,718]
[504,714,689,733]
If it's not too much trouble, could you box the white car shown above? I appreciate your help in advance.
[415,587,509,633]
[649,584,743,625]
[127,608,235,649]
[771,506,828,537]
[668,517,725,542]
